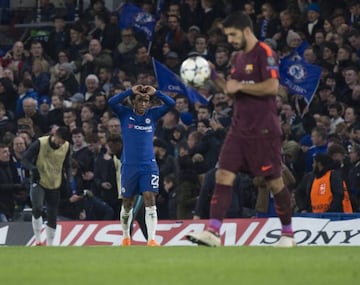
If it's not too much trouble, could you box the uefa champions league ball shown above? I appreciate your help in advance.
[180,56,211,87]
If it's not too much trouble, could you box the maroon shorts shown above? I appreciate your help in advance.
[218,134,282,178]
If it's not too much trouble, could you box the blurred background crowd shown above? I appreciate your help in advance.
[0,0,360,223]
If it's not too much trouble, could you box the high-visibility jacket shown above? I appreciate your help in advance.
[311,170,353,213]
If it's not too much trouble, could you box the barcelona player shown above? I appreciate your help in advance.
[186,11,296,247]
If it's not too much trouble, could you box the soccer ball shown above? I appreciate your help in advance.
[180,56,211,87]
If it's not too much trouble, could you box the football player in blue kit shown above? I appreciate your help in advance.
[108,84,175,246]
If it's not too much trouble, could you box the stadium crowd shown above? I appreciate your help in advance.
[1,0,360,223]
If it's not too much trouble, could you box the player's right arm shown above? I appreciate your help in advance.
[208,61,227,93]
[21,140,40,171]
[226,77,279,97]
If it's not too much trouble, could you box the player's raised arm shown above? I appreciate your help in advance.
[108,85,144,107]
[208,61,227,93]
[143,85,175,107]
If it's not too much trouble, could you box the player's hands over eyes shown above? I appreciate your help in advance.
[226,79,242,95]
[142,85,156,96]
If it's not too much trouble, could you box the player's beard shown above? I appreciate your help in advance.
[233,37,247,51]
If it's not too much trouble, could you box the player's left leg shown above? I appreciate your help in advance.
[268,177,296,247]
[143,191,159,246]
[30,184,45,245]
[44,189,61,246]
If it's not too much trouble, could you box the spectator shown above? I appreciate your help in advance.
[98,67,113,96]
[328,102,345,134]
[47,15,69,62]
[92,11,120,52]
[63,107,79,131]
[154,138,179,219]
[31,58,50,96]
[76,38,112,86]
[163,174,178,220]
[254,2,280,41]
[57,63,79,97]
[273,9,297,52]
[68,23,89,64]
[71,128,94,190]
[302,3,324,44]
[15,78,39,119]
[83,74,101,102]
[180,0,203,32]
[47,95,63,128]
[0,143,27,222]
[114,27,138,70]
[348,143,360,212]
[303,126,328,173]
[189,119,221,173]
[21,97,48,135]
[80,102,97,123]
[106,117,121,136]
[295,153,353,213]
[0,41,27,77]
[92,140,120,219]
[0,102,16,138]
[22,40,51,75]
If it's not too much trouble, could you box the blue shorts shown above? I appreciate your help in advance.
[121,163,159,198]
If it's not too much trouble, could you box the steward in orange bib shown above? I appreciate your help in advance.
[295,153,353,213]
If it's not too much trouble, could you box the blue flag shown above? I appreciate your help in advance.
[152,58,208,105]
[295,41,310,57]
[155,0,165,17]
[118,3,156,40]
[279,53,321,104]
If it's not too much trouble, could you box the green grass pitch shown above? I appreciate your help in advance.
[1,246,359,285]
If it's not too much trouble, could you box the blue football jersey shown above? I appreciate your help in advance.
[108,89,175,165]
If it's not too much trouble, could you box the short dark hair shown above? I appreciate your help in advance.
[327,143,346,156]
[328,102,343,113]
[222,11,253,31]
[55,126,70,140]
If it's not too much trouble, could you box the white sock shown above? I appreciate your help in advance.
[32,216,43,243]
[46,226,56,246]
[120,206,133,239]
[145,206,157,241]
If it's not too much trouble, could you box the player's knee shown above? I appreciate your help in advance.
[215,168,236,185]
[267,177,285,195]
[122,198,134,211]
[143,193,156,207]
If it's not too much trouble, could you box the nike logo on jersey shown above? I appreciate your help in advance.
[129,117,135,121]
[261,164,273,172]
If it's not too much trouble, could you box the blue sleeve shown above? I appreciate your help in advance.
[155,90,175,107]
[108,89,133,116]
[151,90,175,119]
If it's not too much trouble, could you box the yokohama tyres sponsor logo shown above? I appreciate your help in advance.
[21,217,360,246]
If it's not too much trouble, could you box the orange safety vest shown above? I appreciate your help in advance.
[310,170,353,213]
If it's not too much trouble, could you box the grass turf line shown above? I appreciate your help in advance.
[1,246,359,285]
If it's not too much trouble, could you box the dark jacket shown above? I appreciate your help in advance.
[0,160,25,219]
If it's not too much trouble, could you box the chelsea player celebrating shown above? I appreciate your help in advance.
[108,84,175,246]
